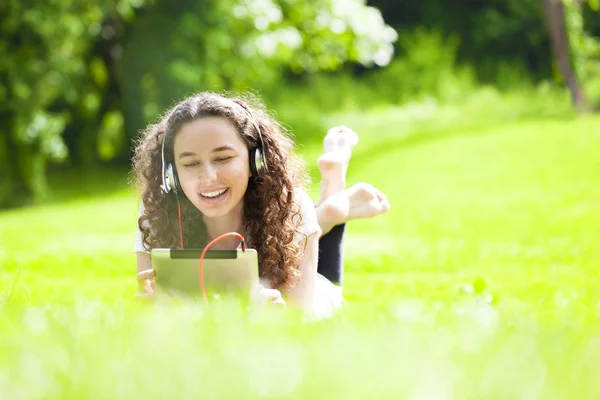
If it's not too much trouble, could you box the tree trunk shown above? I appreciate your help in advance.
[539,0,588,111]
[0,121,13,208]
[0,112,36,208]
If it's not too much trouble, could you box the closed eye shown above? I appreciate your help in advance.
[183,157,231,167]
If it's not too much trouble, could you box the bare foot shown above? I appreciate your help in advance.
[323,125,359,154]
[317,183,390,236]
[317,126,359,204]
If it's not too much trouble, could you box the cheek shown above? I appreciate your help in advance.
[177,170,195,196]
[221,161,251,184]
[177,168,195,185]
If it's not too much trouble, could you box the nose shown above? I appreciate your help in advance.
[197,162,217,184]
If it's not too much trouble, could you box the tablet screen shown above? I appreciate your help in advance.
[151,248,259,296]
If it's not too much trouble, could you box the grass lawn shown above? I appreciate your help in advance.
[1,103,600,398]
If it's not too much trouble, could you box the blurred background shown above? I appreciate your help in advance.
[0,0,599,208]
[2,3,600,397]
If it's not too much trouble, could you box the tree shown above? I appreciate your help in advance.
[539,0,588,110]
[0,0,147,207]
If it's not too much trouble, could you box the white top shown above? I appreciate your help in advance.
[133,188,343,319]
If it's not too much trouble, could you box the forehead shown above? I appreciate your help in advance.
[174,117,246,151]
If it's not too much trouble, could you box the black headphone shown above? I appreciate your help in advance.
[160,106,268,195]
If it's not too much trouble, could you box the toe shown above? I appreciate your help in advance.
[375,188,387,202]
[353,182,377,198]
[381,199,391,213]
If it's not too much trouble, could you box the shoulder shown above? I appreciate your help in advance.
[292,187,313,209]
[137,200,151,228]
[292,188,322,239]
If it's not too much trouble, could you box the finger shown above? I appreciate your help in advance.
[144,280,155,294]
[261,288,286,307]
[263,288,286,307]
[261,288,283,302]
[270,297,286,307]
[137,269,155,281]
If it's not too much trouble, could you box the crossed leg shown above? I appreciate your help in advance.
[315,126,390,237]
[313,126,390,285]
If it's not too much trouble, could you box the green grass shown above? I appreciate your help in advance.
[1,100,600,398]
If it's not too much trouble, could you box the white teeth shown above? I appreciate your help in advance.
[201,188,227,198]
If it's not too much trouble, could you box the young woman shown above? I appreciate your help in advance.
[132,92,389,318]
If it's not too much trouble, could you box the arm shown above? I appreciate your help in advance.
[135,200,156,295]
[137,252,152,273]
[136,252,155,296]
[281,231,319,314]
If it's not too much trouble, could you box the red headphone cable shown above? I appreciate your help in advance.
[175,200,245,305]
[198,232,246,305]
[177,203,184,249]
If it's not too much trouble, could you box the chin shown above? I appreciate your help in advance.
[185,187,245,219]
[194,199,243,219]
[190,201,225,217]
[200,207,230,218]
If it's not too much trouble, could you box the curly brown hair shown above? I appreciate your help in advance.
[131,92,310,289]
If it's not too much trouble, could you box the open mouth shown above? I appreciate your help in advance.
[199,188,229,201]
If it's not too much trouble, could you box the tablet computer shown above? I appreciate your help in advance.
[151,248,259,296]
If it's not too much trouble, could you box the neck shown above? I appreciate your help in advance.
[202,199,245,250]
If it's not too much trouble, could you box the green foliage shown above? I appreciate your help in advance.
[369,0,553,83]
[0,0,148,206]
[261,29,574,145]
[259,28,477,141]
[97,111,126,161]
[367,29,476,104]
[120,0,397,116]
[564,0,600,108]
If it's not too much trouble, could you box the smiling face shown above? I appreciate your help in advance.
[173,117,251,219]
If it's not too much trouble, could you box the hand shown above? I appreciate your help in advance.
[136,269,156,299]
[250,282,286,308]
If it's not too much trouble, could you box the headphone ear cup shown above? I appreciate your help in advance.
[249,148,265,177]
[166,163,182,194]
[172,166,182,194]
